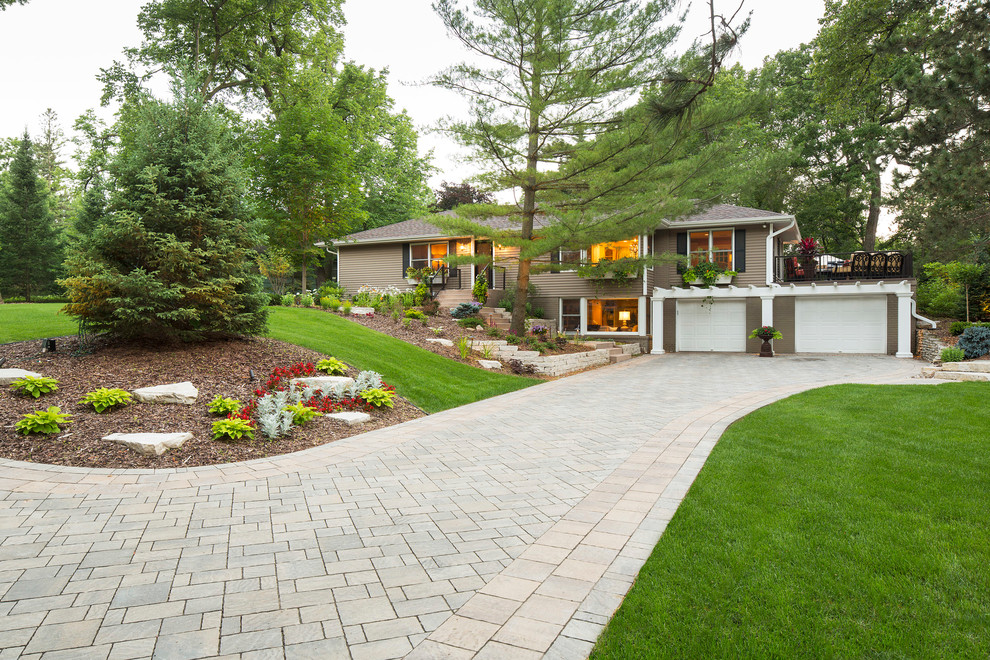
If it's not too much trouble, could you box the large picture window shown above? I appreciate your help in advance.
[586,299,638,332]
[689,230,733,269]
[589,238,638,264]
[410,242,449,271]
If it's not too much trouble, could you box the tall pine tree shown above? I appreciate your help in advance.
[61,86,268,341]
[0,131,63,301]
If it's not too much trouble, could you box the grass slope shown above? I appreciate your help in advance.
[592,382,990,659]
[266,307,535,413]
[0,303,77,343]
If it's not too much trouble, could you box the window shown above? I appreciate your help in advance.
[586,299,638,332]
[688,230,733,269]
[410,242,448,271]
[561,299,581,332]
[554,249,582,271]
[589,238,638,264]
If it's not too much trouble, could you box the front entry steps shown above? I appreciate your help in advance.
[921,361,990,381]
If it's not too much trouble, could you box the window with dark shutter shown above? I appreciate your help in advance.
[735,229,746,272]
[676,232,687,273]
[402,242,410,276]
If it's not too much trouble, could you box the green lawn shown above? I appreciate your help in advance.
[0,304,535,413]
[0,303,78,343]
[266,307,535,412]
[592,382,990,659]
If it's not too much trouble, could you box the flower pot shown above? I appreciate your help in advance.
[758,338,774,357]
[406,277,420,285]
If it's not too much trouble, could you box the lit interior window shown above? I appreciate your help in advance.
[589,238,638,264]
[586,299,638,332]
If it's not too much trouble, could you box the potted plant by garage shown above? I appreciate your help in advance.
[749,325,783,357]
[797,238,821,281]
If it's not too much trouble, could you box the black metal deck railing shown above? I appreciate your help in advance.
[774,251,913,283]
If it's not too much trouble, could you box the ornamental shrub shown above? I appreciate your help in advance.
[451,302,483,319]
[60,88,268,342]
[316,357,347,375]
[404,309,427,320]
[950,321,972,336]
[208,395,242,417]
[280,293,296,307]
[11,375,59,398]
[299,294,315,307]
[956,325,990,359]
[211,417,255,441]
[16,406,72,435]
[940,347,965,363]
[81,388,133,413]
[457,317,484,329]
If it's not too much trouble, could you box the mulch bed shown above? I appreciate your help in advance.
[0,336,422,469]
[340,307,594,367]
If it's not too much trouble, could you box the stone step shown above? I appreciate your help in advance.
[609,353,632,364]
[931,370,990,382]
[948,361,990,373]
[607,347,624,357]
[512,350,540,359]
[585,341,615,350]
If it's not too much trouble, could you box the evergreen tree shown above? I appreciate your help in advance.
[0,131,62,301]
[61,87,268,341]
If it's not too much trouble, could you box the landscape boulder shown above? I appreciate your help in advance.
[0,369,42,386]
[132,382,199,405]
[103,432,193,456]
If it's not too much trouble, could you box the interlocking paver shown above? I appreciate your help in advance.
[0,355,922,658]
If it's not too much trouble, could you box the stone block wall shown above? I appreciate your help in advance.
[918,329,950,363]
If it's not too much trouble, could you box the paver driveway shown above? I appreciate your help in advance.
[0,353,924,659]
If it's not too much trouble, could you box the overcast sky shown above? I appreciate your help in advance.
[0,0,825,189]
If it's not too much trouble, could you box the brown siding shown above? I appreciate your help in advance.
[338,244,408,293]
[886,294,898,355]
[746,298,762,353]
[663,299,676,353]
[774,296,796,353]
[652,225,771,289]
[736,225,770,287]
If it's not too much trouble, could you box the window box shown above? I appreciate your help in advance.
[688,274,733,285]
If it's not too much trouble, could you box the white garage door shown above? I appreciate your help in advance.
[795,296,887,353]
[676,300,747,352]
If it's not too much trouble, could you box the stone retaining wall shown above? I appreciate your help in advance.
[468,340,641,377]
[917,328,950,363]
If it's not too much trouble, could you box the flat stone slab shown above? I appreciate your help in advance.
[0,369,42,386]
[132,381,198,405]
[291,376,355,390]
[103,432,192,457]
[350,307,375,316]
[478,360,503,369]
[426,338,454,347]
[328,411,372,426]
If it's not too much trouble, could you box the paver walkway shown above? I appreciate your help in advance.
[0,354,925,659]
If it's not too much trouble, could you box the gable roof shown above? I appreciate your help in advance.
[337,204,794,245]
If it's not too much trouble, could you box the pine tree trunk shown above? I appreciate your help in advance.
[300,255,308,295]
[510,13,543,338]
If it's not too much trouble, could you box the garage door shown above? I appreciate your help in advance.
[795,296,887,353]
[676,300,747,352]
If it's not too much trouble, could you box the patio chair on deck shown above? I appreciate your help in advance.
[885,253,904,278]
[850,252,871,279]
